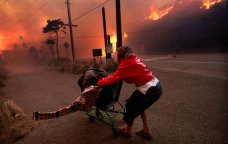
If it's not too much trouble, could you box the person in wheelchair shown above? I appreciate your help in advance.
[97,46,162,139]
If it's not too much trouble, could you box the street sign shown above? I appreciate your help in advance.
[92,49,102,57]
[106,44,113,54]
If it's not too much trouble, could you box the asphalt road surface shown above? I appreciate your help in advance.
[3,53,228,144]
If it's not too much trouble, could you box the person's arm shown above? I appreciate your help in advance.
[97,64,127,87]
[97,72,121,87]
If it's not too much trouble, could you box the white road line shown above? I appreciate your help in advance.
[150,66,228,80]
[142,59,228,65]
[158,61,228,65]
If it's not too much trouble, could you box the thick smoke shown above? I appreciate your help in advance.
[0,0,177,58]
[125,0,228,54]
[1,0,226,59]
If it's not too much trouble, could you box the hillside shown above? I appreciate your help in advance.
[127,0,228,54]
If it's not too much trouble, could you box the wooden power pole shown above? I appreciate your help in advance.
[65,0,76,62]
[102,7,107,51]
[116,0,122,49]
[102,7,109,60]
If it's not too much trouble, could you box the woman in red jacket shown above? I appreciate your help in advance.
[97,46,162,139]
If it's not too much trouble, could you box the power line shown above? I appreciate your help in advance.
[80,0,102,15]
[0,0,39,24]
[75,0,104,25]
[75,35,103,39]
[73,27,170,40]
[72,0,112,22]
[0,0,50,30]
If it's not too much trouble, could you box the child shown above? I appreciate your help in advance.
[97,46,162,139]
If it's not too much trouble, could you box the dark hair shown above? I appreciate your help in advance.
[117,46,133,61]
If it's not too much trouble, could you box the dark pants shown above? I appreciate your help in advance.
[123,82,162,126]
[94,85,114,110]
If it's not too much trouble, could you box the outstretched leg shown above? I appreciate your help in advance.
[33,102,82,120]
[33,86,100,120]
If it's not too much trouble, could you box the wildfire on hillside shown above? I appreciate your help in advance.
[201,0,222,10]
[146,0,223,21]
[145,4,174,21]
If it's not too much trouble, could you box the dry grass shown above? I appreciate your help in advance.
[0,58,35,144]
[0,98,35,144]
[49,58,118,74]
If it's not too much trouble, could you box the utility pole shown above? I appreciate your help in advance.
[116,0,122,50]
[102,7,112,60]
[106,35,112,59]
[65,0,76,62]
[115,0,123,95]
[102,7,108,57]
[223,0,228,52]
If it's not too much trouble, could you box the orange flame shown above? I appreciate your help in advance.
[0,35,4,51]
[102,49,106,57]
[124,32,128,38]
[110,32,128,52]
[102,32,128,56]
[145,0,222,21]
[102,32,117,57]
[146,4,174,21]
[201,0,222,10]
[110,32,117,53]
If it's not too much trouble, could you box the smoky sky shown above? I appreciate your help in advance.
[0,0,190,58]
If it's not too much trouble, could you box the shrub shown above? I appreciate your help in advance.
[48,57,71,67]
[48,58,118,74]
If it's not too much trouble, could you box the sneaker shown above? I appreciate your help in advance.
[118,126,132,137]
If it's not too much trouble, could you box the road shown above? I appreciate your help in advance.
[3,53,228,144]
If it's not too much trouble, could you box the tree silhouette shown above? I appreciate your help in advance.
[43,19,66,59]
[63,41,69,59]
[46,38,55,60]
[19,35,28,49]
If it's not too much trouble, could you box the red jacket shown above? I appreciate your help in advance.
[97,55,154,87]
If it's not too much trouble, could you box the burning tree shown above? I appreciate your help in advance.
[43,19,66,60]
